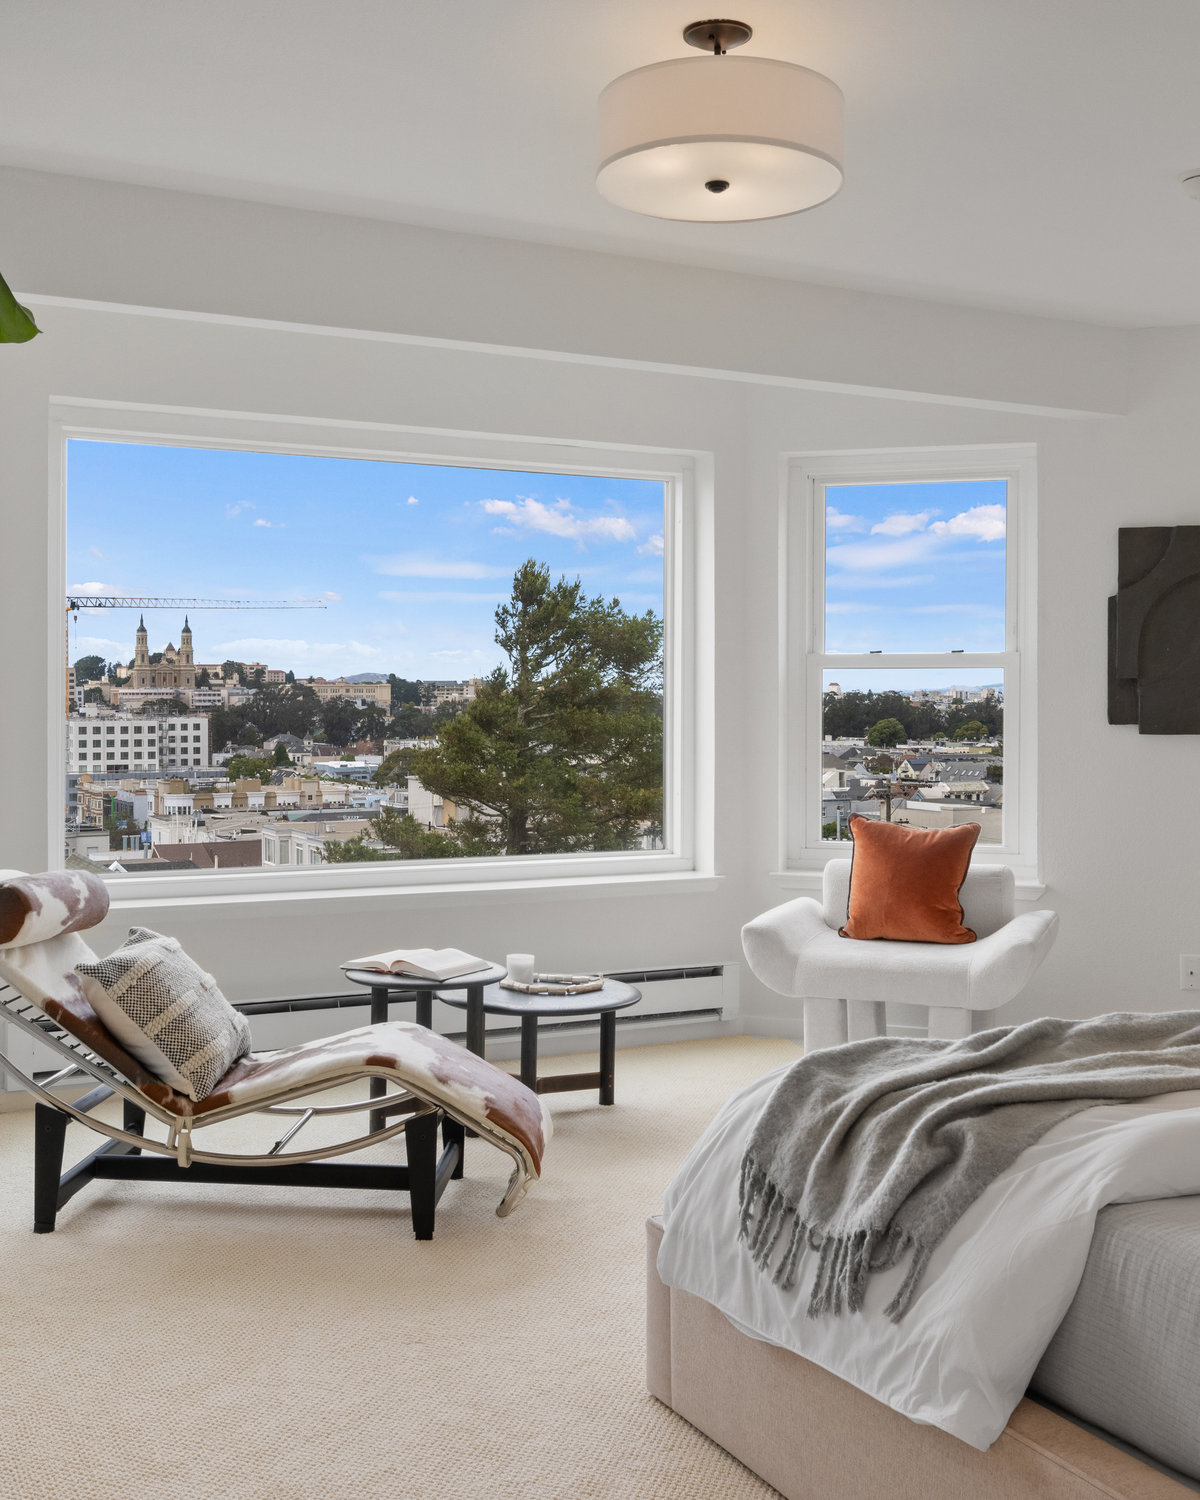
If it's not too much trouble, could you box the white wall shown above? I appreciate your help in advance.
[1,169,1197,1036]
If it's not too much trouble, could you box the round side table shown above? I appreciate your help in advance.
[439,978,641,1105]
[342,961,507,1130]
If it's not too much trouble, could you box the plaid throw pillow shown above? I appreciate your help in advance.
[75,927,251,1101]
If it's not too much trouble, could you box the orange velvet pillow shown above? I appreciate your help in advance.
[839,815,980,944]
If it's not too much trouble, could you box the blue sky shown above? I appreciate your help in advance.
[67,440,665,680]
[824,478,1006,689]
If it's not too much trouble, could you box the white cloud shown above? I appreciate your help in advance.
[826,506,865,532]
[825,573,938,590]
[369,554,511,579]
[74,635,129,653]
[930,504,1006,542]
[252,518,285,529]
[481,497,637,544]
[638,533,665,557]
[826,534,939,573]
[407,496,420,505]
[68,581,128,599]
[88,545,104,559]
[225,501,255,519]
[870,509,938,537]
[322,591,342,602]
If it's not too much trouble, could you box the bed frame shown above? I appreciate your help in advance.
[645,1216,1194,1500]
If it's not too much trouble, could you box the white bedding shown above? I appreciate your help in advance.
[657,1062,1200,1450]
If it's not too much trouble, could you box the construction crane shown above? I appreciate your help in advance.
[65,595,326,715]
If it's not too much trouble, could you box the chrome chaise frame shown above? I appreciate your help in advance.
[0,977,466,1237]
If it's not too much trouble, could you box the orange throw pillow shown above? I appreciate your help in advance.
[839,815,980,944]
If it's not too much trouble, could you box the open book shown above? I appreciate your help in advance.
[341,947,491,982]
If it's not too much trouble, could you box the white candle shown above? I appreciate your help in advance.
[506,953,535,984]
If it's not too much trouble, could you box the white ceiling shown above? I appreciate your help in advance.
[4,0,1200,328]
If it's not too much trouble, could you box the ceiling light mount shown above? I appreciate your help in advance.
[682,19,753,55]
[596,21,844,223]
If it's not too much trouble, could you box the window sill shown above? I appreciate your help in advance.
[107,868,723,918]
[768,868,1047,901]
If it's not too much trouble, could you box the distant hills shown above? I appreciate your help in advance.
[343,673,389,683]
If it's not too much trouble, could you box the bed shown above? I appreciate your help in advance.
[648,1062,1200,1499]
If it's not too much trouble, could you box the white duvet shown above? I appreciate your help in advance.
[658,1062,1200,1450]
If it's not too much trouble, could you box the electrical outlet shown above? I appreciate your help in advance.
[1181,956,1200,991]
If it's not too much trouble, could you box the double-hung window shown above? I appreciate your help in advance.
[785,445,1037,883]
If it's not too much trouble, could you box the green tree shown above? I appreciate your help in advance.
[195,666,211,687]
[140,696,189,716]
[319,698,359,747]
[358,702,388,742]
[73,653,106,683]
[221,659,244,685]
[226,753,273,783]
[322,807,463,863]
[986,762,1003,782]
[952,719,987,741]
[388,674,422,707]
[237,723,262,746]
[866,717,907,748]
[821,820,852,841]
[285,669,296,684]
[410,560,663,856]
[272,741,293,766]
[387,703,430,739]
[83,687,105,704]
[373,748,416,786]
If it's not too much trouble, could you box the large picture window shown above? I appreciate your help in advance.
[784,446,1037,881]
[59,420,697,892]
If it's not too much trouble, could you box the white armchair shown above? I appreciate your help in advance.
[743,860,1059,1052]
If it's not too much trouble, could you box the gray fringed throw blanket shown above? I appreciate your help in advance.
[739,1010,1200,1323]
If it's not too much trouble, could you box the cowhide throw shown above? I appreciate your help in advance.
[0,870,109,949]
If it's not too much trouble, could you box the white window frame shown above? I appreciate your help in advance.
[49,400,715,903]
[780,444,1039,887]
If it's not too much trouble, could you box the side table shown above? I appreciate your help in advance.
[439,978,641,1105]
[342,961,507,1130]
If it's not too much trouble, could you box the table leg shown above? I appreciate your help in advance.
[599,1010,617,1106]
[520,1015,539,1091]
[465,984,486,1057]
[415,988,433,1029]
[369,985,389,1132]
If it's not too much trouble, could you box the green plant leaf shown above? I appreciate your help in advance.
[0,269,40,343]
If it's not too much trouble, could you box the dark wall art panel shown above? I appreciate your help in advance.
[1109,525,1200,734]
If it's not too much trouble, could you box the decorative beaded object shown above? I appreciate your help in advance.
[499,972,604,996]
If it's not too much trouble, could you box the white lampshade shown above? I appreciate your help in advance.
[597,55,843,223]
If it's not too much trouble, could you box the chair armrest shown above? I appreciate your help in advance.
[967,909,1060,1009]
[742,897,833,998]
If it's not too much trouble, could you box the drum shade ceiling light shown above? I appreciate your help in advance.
[596,19,844,223]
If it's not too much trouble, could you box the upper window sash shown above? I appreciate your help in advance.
[782,444,1038,881]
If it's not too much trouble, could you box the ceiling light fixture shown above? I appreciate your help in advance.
[596,19,844,223]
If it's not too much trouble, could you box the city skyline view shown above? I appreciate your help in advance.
[67,439,666,681]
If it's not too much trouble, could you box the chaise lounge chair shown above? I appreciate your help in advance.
[0,870,549,1238]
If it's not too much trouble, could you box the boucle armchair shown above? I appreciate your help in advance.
[743,860,1058,1051]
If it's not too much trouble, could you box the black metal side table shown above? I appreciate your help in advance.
[438,978,641,1105]
[342,961,507,1130]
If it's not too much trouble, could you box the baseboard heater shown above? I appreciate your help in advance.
[236,964,731,1051]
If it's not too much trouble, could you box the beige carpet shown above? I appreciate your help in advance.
[0,1035,798,1500]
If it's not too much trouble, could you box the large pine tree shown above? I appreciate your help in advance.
[410,560,663,856]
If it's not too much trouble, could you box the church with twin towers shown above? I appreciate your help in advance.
[130,615,196,693]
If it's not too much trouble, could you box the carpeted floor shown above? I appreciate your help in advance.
[0,1035,798,1500]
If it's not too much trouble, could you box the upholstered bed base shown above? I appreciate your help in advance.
[645,1217,1192,1500]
